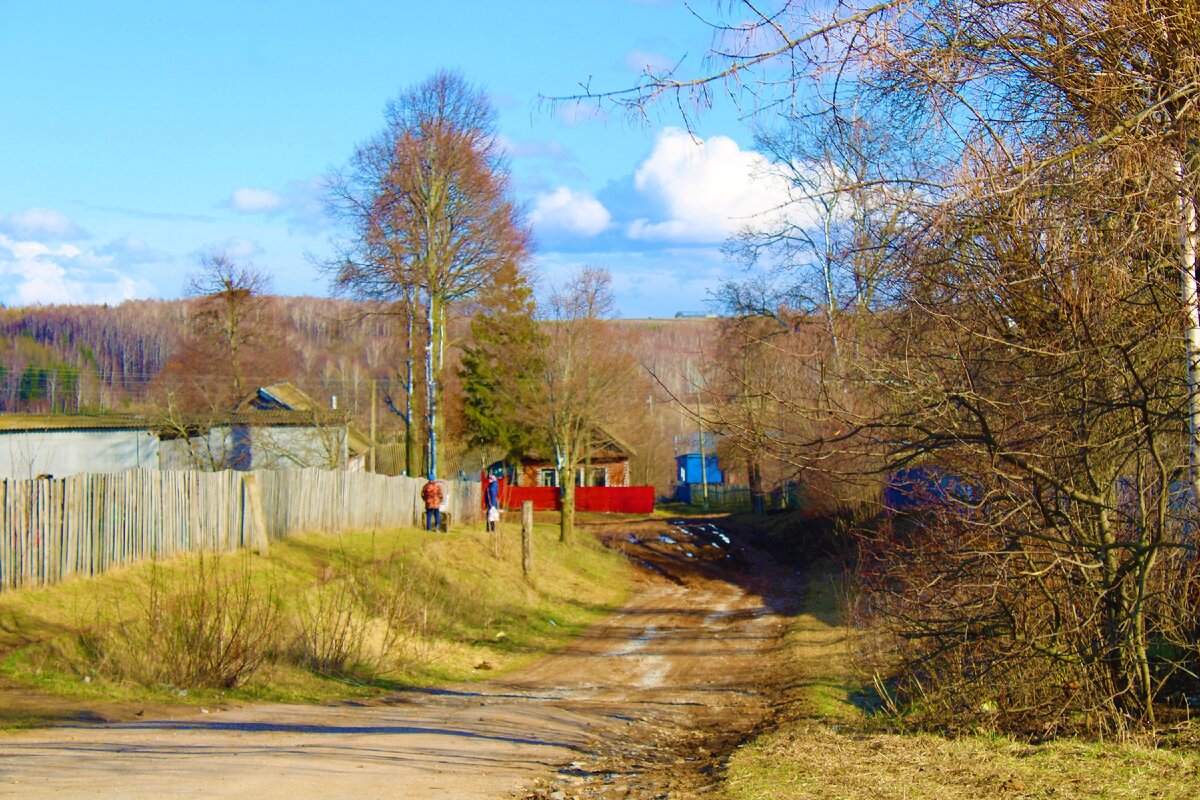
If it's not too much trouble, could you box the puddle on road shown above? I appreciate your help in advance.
[604,625,670,689]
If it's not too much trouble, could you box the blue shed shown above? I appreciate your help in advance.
[676,453,723,485]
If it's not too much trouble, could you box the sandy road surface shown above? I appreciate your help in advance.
[0,518,799,800]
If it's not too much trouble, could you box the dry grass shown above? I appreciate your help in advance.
[0,517,631,709]
[725,724,1200,800]
[84,551,280,689]
[720,566,1200,800]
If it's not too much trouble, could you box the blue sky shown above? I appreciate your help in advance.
[0,1,795,317]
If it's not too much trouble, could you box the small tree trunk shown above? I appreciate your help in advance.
[1177,155,1200,505]
[822,209,841,365]
[425,288,438,479]
[559,468,576,544]
[404,289,419,478]
[748,455,765,515]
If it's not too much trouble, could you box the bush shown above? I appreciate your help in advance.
[85,551,279,690]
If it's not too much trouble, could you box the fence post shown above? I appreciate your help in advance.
[521,500,534,577]
[241,473,270,556]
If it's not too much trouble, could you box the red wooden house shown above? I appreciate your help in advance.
[486,430,654,514]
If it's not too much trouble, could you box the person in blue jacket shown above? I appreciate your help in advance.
[485,474,500,532]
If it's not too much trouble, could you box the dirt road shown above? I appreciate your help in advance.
[0,518,799,799]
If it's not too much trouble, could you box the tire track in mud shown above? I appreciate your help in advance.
[508,517,801,800]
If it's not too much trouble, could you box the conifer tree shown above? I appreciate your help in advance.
[459,263,544,466]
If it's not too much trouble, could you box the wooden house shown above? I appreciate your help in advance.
[498,429,635,488]
[227,383,373,470]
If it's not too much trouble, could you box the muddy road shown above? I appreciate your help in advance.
[0,518,801,799]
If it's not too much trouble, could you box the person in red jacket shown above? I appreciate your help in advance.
[421,477,444,531]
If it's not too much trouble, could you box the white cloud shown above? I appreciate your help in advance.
[227,179,328,232]
[626,128,803,243]
[0,208,88,241]
[0,233,157,306]
[230,187,285,213]
[624,49,673,75]
[554,99,609,126]
[531,187,612,237]
[202,237,263,261]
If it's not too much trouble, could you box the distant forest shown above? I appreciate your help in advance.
[0,298,718,485]
[0,298,396,417]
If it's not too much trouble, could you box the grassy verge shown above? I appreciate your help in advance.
[0,517,630,721]
[719,566,1200,800]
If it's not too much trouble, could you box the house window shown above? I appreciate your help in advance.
[539,468,558,487]
[575,466,608,486]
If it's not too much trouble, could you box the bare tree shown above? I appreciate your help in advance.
[574,0,1200,732]
[731,109,912,366]
[536,268,640,543]
[185,252,272,402]
[325,70,530,479]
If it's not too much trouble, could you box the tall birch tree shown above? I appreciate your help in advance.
[325,70,529,479]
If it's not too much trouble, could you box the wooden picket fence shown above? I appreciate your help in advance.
[0,469,481,591]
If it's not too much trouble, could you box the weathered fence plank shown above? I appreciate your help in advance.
[0,470,481,591]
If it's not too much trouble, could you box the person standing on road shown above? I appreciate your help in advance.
[421,476,444,531]
[485,474,500,532]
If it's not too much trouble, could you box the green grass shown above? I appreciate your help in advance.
[719,566,1200,800]
[0,517,631,717]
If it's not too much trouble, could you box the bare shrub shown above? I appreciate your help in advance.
[293,574,371,677]
[292,551,439,678]
[852,497,1200,738]
[87,551,279,690]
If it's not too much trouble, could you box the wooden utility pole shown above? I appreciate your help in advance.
[697,389,709,510]
[521,500,534,577]
[369,379,378,474]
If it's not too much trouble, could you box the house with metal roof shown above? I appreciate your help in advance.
[0,414,160,479]
[0,382,372,478]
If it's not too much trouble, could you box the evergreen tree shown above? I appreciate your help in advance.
[459,263,544,465]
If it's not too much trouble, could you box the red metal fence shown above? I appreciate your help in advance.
[486,477,655,514]
[575,485,656,513]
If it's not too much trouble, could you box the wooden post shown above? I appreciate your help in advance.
[369,379,378,474]
[241,473,270,556]
[521,500,533,577]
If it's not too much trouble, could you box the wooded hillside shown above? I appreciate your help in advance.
[0,299,718,487]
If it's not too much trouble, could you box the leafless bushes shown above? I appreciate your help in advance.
[85,552,279,689]
[854,500,1200,737]
[292,554,435,678]
[78,542,450,690]
[578,0,1200,736]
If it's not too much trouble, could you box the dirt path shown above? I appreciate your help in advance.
[0,518,799,800]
